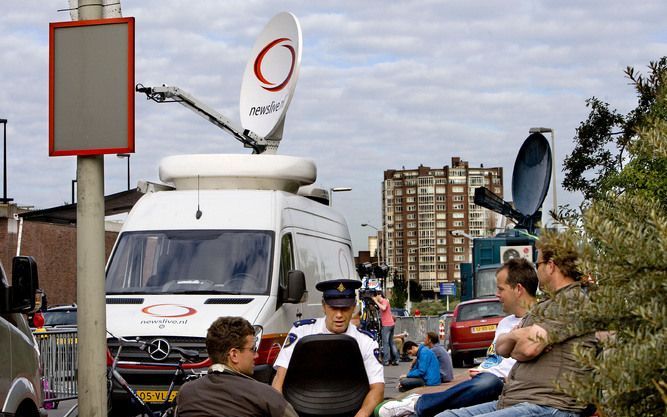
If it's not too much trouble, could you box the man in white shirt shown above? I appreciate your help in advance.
[377,258,538,417]
[272,279,385,417]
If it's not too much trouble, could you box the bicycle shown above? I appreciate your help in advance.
[63,332,202,417]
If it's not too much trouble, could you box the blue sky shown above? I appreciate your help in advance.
[1,0,665,252]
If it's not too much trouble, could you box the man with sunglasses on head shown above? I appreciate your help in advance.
[272,279,385,417]
[434,236,597,417]
[176,316,297,417]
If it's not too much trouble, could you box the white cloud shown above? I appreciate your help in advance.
[0,0,665,252]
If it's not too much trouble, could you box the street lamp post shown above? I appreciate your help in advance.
[0,119,13,203]
[529,127,557,222]
[361,222,381,263]
[117,153,131,190]
[329,187,352,206]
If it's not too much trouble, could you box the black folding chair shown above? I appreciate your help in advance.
[283,334,369,417]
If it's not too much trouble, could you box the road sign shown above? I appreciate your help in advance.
[440,282,456,296]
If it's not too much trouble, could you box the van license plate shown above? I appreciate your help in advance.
[471,325,496,333]
[136,390,178,403]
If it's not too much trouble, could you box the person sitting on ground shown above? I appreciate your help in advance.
[377,257,539,417]
[424,331,454,383]
[398,340,441,392]
[272,279,385,417]
[175,316,297,417]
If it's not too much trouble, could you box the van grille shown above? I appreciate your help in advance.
[204,298,253,304]
[106,298,144,304]
[107,336,207,363]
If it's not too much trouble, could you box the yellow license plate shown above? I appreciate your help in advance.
[471,324,496,333]
[136,390,178,403]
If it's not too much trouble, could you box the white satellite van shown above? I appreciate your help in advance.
[104,154,357,398]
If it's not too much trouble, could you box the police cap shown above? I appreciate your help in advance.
[315,279,362,307]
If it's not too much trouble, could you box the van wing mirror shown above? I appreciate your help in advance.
[10,256,40,313]
[284,270,306,304]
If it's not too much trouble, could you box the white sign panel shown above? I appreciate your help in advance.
[240,12,302,139]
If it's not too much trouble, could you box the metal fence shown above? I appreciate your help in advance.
[395,316,450,345]
[34,329,78,402]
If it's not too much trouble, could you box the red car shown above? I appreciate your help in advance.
[449,297,506,367]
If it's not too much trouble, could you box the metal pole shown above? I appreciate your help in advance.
[550,130,557,219]
[126,154,130,190]
[76,2,110,417]
[71,179,77,204]
[0,119,11,203]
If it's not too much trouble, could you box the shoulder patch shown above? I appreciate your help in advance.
[373,348,382,364]
[293,318,316,327]
[283,333,298,349]
[357,328,375,339]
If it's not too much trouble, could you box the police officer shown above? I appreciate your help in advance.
[272,279,385,417]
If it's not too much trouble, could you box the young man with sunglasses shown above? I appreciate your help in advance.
[176,316,297,417]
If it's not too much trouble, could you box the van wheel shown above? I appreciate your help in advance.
[15,401,38,417]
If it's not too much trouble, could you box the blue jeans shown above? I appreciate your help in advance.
[416,373,504,417]
[434,400,581,417]
[399,377,426,392]
[381,324,400,364]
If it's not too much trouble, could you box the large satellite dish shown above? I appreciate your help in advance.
[474,132,552,234]
[240,12,302,150]
[512,133,552,217]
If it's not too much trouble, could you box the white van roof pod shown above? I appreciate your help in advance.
[159,154,317,193]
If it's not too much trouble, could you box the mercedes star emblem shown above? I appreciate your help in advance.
[147,338,171,361]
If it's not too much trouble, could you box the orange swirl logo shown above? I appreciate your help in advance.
[141,304,197,318]
[254,37,295,92]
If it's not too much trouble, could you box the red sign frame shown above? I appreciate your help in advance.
[49,17,135,156]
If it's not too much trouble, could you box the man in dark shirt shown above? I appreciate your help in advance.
[176,316,297,417]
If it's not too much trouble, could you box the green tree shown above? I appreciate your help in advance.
[562,57,667,202]
[553,60,667,417]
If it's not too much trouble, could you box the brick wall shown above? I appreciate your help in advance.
[0,215,118,306]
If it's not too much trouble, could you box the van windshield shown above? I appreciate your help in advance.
[106,230,273,295]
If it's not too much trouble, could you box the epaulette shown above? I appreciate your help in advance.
[357,328,375,339]
[293,318,316,327]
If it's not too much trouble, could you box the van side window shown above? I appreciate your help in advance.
[279,233,294,288]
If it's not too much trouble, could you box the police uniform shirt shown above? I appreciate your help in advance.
[274,317,384,385]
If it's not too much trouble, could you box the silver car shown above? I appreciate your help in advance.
[0,256,45,417]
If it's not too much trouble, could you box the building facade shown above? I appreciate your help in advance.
[382,157,503,294]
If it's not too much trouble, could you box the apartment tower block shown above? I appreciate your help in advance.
[382,157,503,294]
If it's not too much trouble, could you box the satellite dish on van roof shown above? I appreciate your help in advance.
[511,133,552,217]
[240,12,302,149]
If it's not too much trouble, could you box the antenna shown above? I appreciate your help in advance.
[195,175,202,220]
[135,12,302,155]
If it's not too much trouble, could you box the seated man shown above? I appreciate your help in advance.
[175,316,297,417]
[272,279,385,417]
[424,332,454,383]
[435,238,597,417]
[398,341,441,392]
[377,258,539,417]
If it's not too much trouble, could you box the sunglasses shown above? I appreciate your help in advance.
[237,325,263,353]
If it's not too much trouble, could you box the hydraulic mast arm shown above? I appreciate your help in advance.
[136,84,269,153]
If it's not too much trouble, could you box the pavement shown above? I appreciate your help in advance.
[383,360,471,399]
[48,362,472,416]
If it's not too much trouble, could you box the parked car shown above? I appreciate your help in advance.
[391,307,409,318]
[448,297,506,367]
[1,256,45,417]
[32,304,77,329]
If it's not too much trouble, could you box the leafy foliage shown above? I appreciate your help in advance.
[562,57,667,202]
[553,60,667,417]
